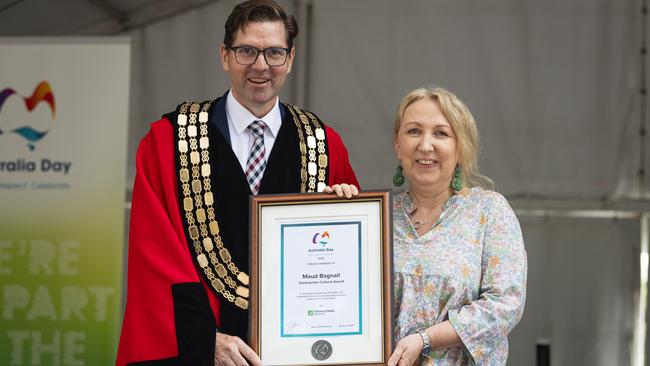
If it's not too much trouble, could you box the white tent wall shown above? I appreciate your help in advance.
[512,216,639,365]
[307,0,643,197]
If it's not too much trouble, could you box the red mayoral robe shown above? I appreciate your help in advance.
[117,102,359,365]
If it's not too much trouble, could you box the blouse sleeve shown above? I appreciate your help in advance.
[447,192,527,363]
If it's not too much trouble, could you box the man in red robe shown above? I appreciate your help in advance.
[116,1,359,365]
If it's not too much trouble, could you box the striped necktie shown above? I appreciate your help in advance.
[245,120,267,195]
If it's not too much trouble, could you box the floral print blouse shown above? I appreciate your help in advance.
[393,188,527,365]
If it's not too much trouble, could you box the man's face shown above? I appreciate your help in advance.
[220,21,295,116]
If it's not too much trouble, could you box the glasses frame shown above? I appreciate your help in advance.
[227,46,291,67]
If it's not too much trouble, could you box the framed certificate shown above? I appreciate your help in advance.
[250,191,393,365]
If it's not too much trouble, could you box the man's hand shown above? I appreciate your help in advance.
[214,332,262,366]
[323,183,359,198]
[387,333,423,366]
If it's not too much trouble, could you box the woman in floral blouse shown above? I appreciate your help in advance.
[387,87,527,366]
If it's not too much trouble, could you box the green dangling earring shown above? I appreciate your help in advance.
[451,165,463,191]
[393,163,405,187]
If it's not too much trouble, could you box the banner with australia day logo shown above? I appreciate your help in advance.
[0,38,130,365]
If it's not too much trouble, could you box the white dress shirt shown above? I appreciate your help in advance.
[225,91,282,171]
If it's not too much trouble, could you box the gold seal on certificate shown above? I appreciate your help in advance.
[250,191,393,366]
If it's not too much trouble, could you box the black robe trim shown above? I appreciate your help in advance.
[127,282,216,365]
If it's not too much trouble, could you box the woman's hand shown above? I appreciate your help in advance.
[387,333,423,366]
[323,183,359,198]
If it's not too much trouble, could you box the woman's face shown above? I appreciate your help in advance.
[394,98,458,191]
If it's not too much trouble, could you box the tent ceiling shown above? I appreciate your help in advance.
[0,0,219,35]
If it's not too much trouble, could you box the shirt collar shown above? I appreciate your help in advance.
[226,91,282,137]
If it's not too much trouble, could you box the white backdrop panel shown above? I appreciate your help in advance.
[510,216,638,365]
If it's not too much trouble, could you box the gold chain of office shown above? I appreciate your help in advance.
[175,100,328,310]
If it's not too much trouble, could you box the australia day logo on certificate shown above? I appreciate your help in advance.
[312,231,330,246]
[309,230,332,252]
[281,221,363,337]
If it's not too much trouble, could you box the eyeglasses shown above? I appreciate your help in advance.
[228,46,290,66]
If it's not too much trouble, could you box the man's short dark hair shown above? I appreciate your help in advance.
[224,0,299,49]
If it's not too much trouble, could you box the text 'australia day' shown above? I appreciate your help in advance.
[0,159,72,174]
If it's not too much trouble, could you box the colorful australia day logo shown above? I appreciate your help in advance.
[0,81,56,151]
[312,231,330,247]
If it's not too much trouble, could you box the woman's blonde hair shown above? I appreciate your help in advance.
[393,87,493,189]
